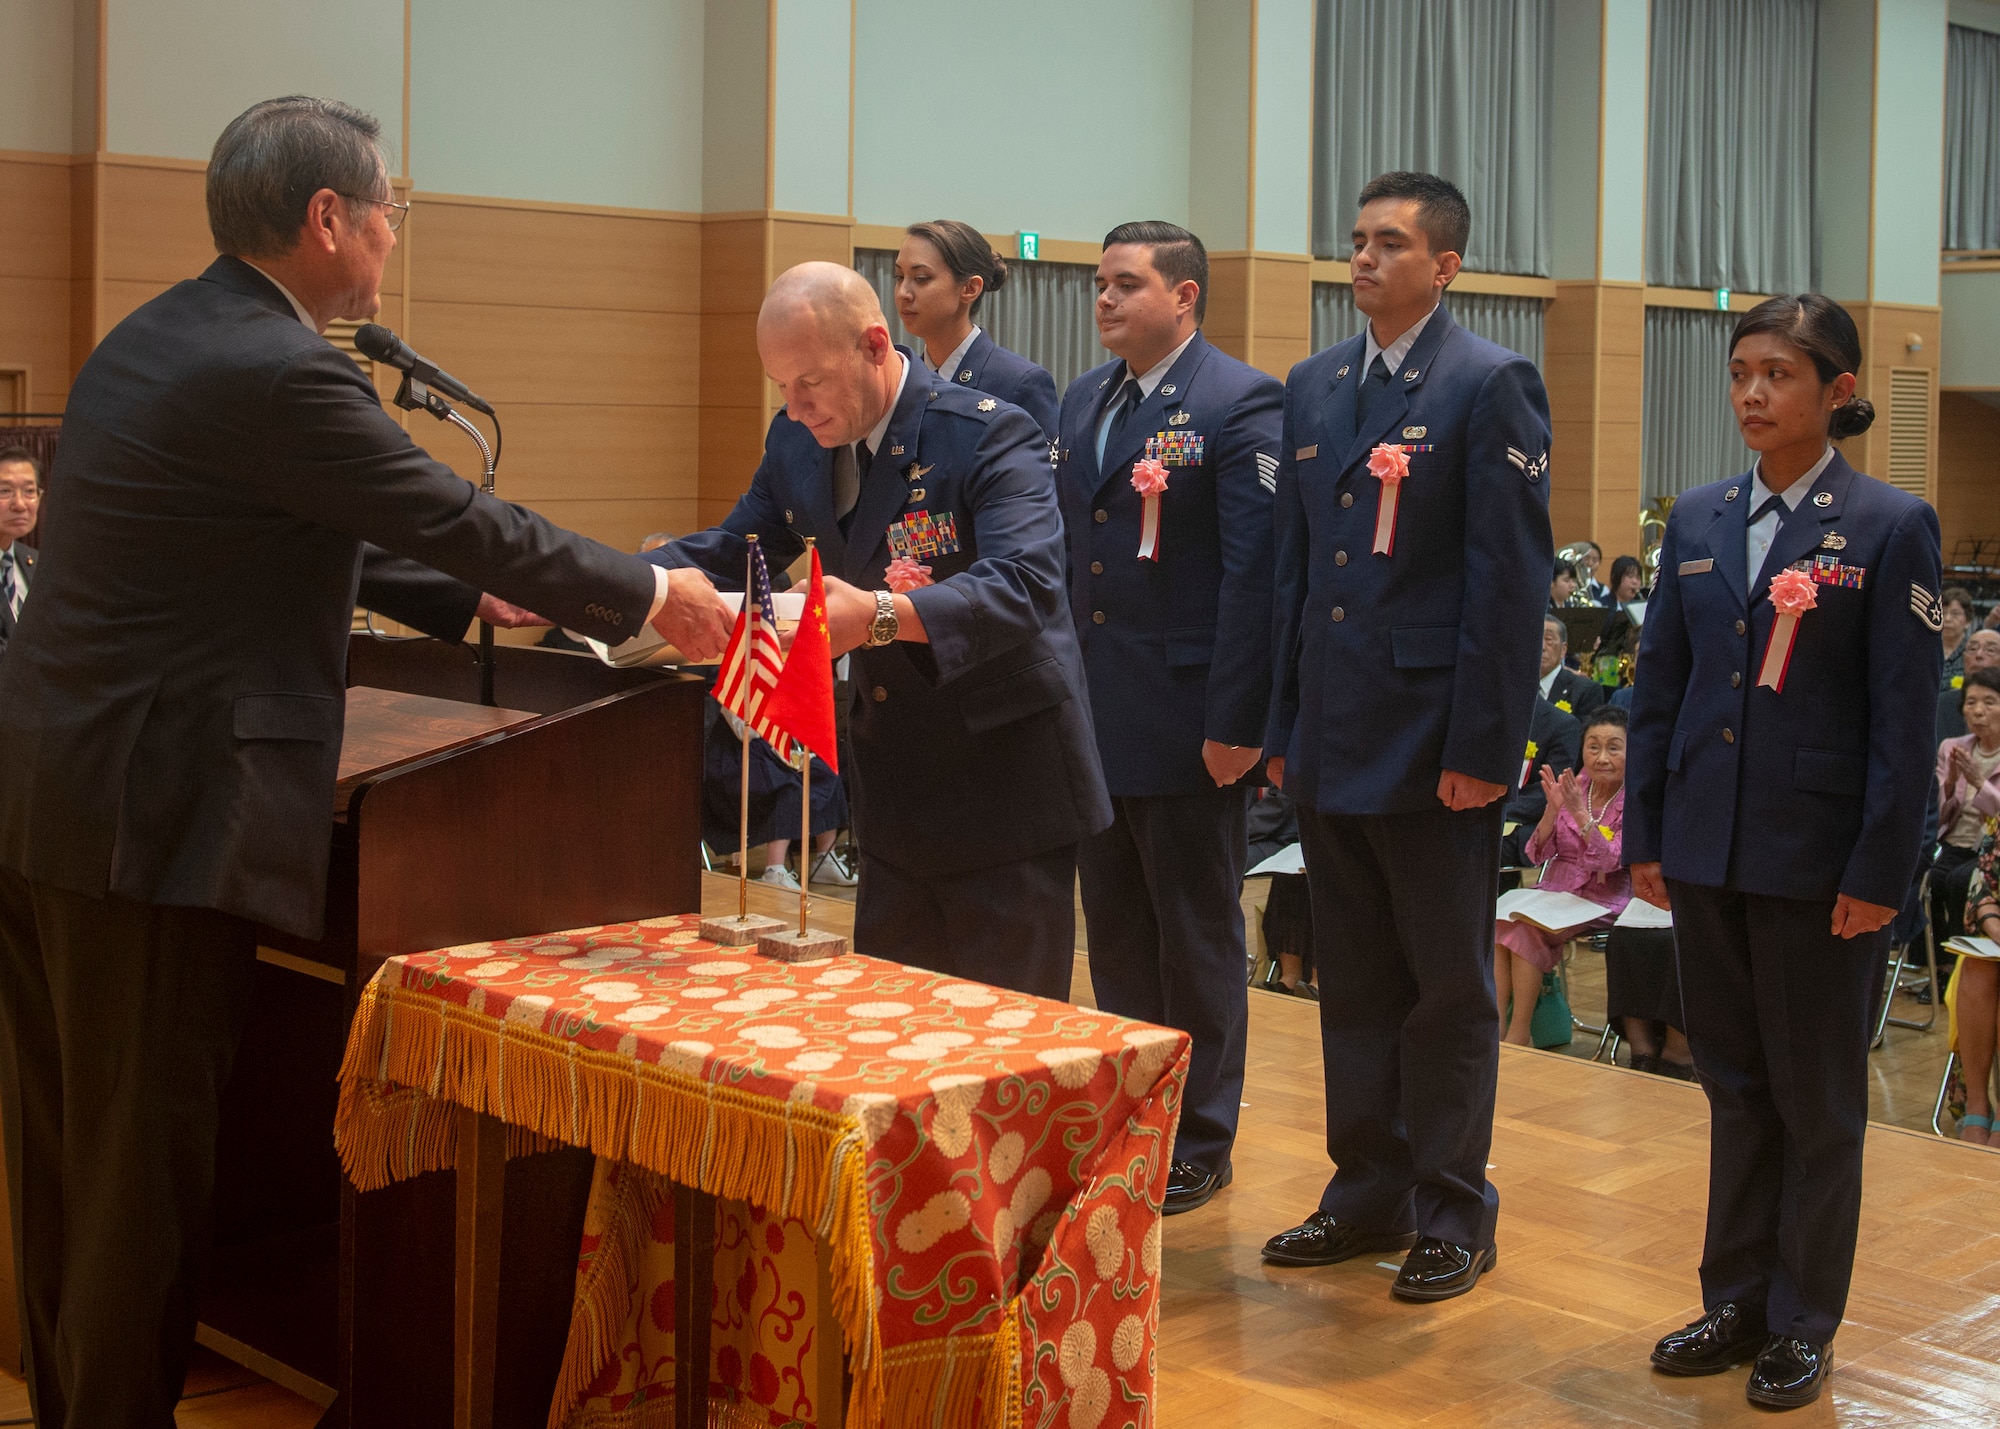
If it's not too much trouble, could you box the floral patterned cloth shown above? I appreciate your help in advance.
[332,915,1189,1429]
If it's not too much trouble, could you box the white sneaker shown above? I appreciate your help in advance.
[810,851,859,887]
[760,864,801,892]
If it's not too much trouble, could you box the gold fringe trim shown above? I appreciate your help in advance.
[562,1392,780,1428]
[335,977,887,1427]
[546,1165,665,1429]
[877,1316,1017,1429]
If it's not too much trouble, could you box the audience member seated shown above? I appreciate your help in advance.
[1494,707,1630,1046]
[1247,787,1315,998]
[1548,557,1580,613]
[1953,850,2000,1144]
[1940,586,1976,690]
[1937,628,2000,745]
[0,444,42,661]
[700,698,853,891]
[1499,692,1581,868]
[1931,667,2000,949]
[1539,613,1604,719]
[1605,925,1693,1079]
[1600,554,1644,608]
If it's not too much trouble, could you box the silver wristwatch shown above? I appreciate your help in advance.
[865,589,899,647]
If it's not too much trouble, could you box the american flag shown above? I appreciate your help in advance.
[714,542,792,761]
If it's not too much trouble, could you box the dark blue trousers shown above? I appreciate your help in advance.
[853,844,1077,1002]
[1299,802,1502,1249]
[1669,880,1882,1344]
[1078,788,1250,1173]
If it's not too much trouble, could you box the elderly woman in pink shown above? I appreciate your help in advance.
[1494,707,1632,1045]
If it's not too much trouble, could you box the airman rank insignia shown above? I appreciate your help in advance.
[977,398,997,412]
[1255,452,1279,493]
[958,370,972,381]
[1504,446,1548,484]
[1146,430,1205,467]
[1403,426,1427,440]
[1814,492,1833,507]
[887,510,960,560]
[1911,583,1945,631]
[1820,533,1846,550]
[1797,555,1866,589]
[1168,411,1192,426]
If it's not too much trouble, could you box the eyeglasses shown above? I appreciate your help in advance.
[344,194,411,232]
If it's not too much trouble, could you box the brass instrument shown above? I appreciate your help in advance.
[1555,540,1599,607]
[1640,495,1676,591]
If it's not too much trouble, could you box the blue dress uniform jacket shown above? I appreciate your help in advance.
[1057,331,1285,795]
[1625,453,1942,908]
[942,329,1060,441]
[1267,308,1554,809]
[651,356,1111,881]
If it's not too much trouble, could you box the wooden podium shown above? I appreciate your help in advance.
[196,636,706,1428]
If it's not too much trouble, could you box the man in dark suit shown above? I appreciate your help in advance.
[1053,221,1282,1214]
[0,97,734,1429]
[1261,173,1552,1301]
[0,445,40,661]
[1500,694,1582,868]
[653,262,1110,1000]
[1540,614,1605,719]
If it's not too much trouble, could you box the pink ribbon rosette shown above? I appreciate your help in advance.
[1131,457,1170,561]
[1367,443,1411,555]
[883,557,933,593]
[1757,567,1819,692]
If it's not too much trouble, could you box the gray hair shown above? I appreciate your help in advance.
[207,96,386,259]
[1545,614,1568,647]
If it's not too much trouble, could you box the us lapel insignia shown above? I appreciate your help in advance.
[1821,533,1847,551]
[1098,377,1110,389]
[889,444,905,456]
[1335,365,1350,380]
[958,370,972,381]
[1168,411,1191,426]
[784,508,795,524]
[1402,425,1427,440]
[1161,384,1176,397]
[977,398,997,411]
[1725,487,1740,501]
[1814,492,1833,507]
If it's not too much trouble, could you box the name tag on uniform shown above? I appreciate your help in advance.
[1679,558,1714,576]
[1296,445,1318,460]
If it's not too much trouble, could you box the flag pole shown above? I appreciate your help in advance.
[798,535,815,937]
[738,534,757,922]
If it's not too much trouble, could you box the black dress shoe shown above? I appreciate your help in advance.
[1261,1210,1418,1266]
[1390,1237,1496,1301]
[1649,1302,1770,1376]
[1162,1160,1232,1215]
[1746,1338,1831,1409]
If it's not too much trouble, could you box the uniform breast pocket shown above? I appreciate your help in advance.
[1389,623,1458,670]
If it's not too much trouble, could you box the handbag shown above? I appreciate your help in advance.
[1530,971,1573,1049]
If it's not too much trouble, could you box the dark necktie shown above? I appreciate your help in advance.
[1355,353,1394,436]
[1104,377,1144,465]
[1749,492,1789,593]
[0,549,17,621]
[837,440,873,538]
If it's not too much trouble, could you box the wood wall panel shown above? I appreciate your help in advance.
[1543,280,1646,557]
[99,162,212,285]
[405,302,699,408]
[419,403,696,504]
[0,158,72,282]
[513,496,702,556]
[407,200,699,314]
[1936,393,2000,557]
[0,277,72,411]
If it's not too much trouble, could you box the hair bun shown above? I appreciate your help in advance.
[985,252,1009,292]
[1830,396,1875,439]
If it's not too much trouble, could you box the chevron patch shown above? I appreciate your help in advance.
[1505,446,1549,484]
[1255,451,1279,492]
[1912,583,1945,632]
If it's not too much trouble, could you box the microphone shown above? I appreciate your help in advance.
[353,323,494,415]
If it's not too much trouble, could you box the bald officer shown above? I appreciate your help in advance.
[1262,172,1553,1301]
[652,264,1110,998]
[1056,221,1283,1215]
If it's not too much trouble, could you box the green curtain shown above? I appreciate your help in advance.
[1642,308,1753,501]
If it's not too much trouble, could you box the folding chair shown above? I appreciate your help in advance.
[1875,868,1939,1047]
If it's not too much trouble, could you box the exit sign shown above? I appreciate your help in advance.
[1715,287,1731,310]
[1018,231,1040,261]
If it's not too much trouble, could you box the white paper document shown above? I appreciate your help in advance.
[581,590,804,669]
[1246,843,1305,878]
[1494,887,1614,933]
[1613,899,1674,930]
[1944,936,2000,961]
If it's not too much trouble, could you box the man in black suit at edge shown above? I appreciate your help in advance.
[0,97,734,1429]
[0,445,39,661]
[1539,614,1604,720]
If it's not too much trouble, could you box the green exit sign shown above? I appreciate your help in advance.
[1018,231,1040,261]
[1715,287,1731,310]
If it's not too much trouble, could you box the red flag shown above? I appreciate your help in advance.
[762,544,839,773]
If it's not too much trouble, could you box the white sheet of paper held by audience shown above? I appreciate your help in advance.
[1246,843,1305,878]
[582,590,805,668]
[1944,935,2000,961]
[1495,887,1614,934]
[1613,898,1673,930]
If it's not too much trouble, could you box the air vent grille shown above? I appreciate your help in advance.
[1887,366,1932,497]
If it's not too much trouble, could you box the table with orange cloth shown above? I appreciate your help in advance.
[333,915,1190,1429]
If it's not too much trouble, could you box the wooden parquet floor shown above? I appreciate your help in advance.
[4,874,1985,1426]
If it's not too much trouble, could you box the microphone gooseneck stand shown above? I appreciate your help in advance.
[396,373,504,705]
